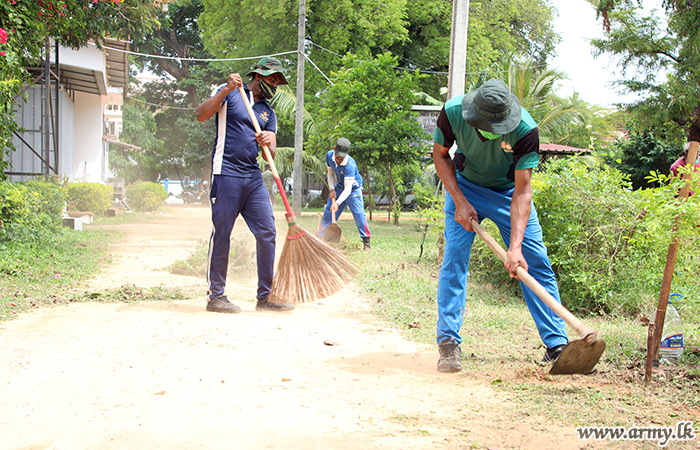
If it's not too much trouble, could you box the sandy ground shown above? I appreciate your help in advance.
[0,204,603,450]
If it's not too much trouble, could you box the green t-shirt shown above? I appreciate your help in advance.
[434,95,540,190]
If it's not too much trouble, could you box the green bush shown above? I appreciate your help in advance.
[127,181,168,212]
[530,157,652,315]
[306,195,326,208]
[0,179,66,242]
[0,182,30,229]
[25,179,66,218]
[66,182,113,214]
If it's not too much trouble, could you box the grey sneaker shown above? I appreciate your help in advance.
[542,344,566,362]
[256,298,294,312]
[206,295,242,314]
[437,337,462,373]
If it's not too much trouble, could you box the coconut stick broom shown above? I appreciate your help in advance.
[237,86,358,304]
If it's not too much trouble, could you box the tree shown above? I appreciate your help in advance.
[317,53,428,224]
[124,0,227,182]
[199,0,409,110]
[603,130,678,189]
[0,0,159,179]
[483,55,617,149]
[112,105,166,184]
[591,0,700,143]
[198,0,561,107]
[390,0,560,99]
[131,0,222,109]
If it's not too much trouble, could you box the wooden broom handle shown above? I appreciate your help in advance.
[470,219,594,338]
[331,200,338,224]
[237,86,294,218]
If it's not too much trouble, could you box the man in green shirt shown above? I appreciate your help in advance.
[432,79,569,373]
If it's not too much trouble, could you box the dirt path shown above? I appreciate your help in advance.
[0,204,599,450]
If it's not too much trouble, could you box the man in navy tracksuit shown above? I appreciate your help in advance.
[196,57,293,314]
[317,138,371,250]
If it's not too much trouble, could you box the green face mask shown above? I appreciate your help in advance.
[259,80,277,100]
[479,130,502,140]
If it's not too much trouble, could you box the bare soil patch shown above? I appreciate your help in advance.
[0,204,608,449]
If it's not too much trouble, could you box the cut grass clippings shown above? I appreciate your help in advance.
[0,213,188,321]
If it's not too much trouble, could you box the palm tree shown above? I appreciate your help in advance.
[500,54,586,144]
[265,86,328,189]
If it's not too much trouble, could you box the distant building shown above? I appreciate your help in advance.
[5,38,133,183]
[538,143,593,165]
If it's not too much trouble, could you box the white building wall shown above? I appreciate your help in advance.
[58,88,75,180]
[72,91,105,182]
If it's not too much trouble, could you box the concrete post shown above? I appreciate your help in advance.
[448,0,469,100]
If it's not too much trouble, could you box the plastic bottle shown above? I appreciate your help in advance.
[653,294,685,359]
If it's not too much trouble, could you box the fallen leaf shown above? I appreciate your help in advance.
[282,378,291,382]
[324,340,339,346]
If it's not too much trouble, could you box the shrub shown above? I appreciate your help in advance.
[306,195,326,208]
[0,182,30,229]
[530,157,648,315]
[66,182,113,214]
[416,156,700,317]
[127,181,168,212]
[0,179,66,242]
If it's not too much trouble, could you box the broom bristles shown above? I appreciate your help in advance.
[268,222,359,305]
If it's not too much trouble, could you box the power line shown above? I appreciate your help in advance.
[91,42,297,62]
[128,97,197,111]
[305,54,333,85]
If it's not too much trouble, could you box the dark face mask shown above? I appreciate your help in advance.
[259,80,277,100]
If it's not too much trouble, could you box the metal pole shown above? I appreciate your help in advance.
[54,41,59,174]
[44,39,51,178]
[292,0,306,218]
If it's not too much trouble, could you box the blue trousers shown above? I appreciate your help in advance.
[318,187,371,239]
[207,174,276,301]
[437,175,568,349]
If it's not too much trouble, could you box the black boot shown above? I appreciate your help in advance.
[362,237,371,250]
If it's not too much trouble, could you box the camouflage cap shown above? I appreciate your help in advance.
[246,57,289,85]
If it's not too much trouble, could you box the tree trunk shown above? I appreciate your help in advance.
[386,158,398,225]
[689,104,700,142]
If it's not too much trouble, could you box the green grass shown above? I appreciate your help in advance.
[0,213,186,320]
[292,213,700,431]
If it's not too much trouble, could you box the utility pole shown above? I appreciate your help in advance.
[448,0,469,99]
[438,0,469,260]
[292,0,306,218]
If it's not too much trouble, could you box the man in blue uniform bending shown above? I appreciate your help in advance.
[432,79,569,372]
[196,57,294,314]
[317,138,371,250]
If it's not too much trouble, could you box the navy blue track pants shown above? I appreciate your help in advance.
[207,174,276,301]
